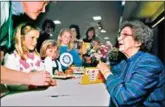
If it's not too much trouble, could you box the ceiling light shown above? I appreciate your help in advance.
[101,29,106,33]
[122,0,125,6]
[93,16,102,21]
[104,37,109,40]
[53,20,61,24]
[98,26,102,29]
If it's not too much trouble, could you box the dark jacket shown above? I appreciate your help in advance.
[36,31,50,52]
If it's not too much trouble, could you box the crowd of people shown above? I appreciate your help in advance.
[0,1,164,106]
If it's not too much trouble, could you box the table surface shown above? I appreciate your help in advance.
[1,75,110,106]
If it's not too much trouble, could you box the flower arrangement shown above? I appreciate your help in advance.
[98,44,111,61]
[88,43,112,63]
[83,41,115,67]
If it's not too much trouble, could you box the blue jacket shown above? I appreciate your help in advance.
[59,45,82,70]
[107,51,165,107]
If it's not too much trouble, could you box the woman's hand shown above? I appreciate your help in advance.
[97,62,112,79]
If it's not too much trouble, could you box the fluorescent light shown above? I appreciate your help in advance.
[98,26,102,29]
[122,1,125,6]
[53,20,61,24]
[93,16,102,21]
[104,37,109,39]
[152,16,165,28]
[50,34,53,37]
[106,41,112,45]
[101,29,106,33]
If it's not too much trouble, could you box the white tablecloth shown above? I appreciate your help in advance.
[1,75,110,106]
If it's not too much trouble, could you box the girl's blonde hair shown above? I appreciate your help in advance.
[14,23,40,60]
[57,28,74,50]
[40,39,58,58]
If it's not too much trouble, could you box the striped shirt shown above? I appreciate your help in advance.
[107,51,165,107]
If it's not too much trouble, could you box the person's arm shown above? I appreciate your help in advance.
[1,66,56,86]
[105,57,163,106]
[98,60,126,78]
[1,66,30,85]
[110,60,126,76]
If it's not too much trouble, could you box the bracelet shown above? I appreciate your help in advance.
[102,70,112,79]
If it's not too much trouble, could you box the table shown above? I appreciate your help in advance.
[1,75,110,106]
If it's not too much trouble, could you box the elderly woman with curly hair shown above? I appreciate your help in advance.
[97,20,165,107]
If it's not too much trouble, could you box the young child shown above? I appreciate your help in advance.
[57,28,82,71]
[40,39,64,76]
[4,23,42,90]
[83,37,101,67]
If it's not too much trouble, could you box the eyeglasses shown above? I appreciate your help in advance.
[118,33,133,40]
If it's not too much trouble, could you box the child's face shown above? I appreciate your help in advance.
[93,40,100,48]
[46,46,58,60]
[23,30,39,51]
[60,31,72,45]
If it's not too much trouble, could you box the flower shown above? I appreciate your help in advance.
[83,41,113,66]
[89,44,112,62]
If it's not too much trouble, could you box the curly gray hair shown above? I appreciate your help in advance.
[120,20,154,52]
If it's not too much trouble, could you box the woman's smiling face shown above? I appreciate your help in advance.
[118,26,140,55]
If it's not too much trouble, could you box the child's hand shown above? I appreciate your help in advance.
[55,71,65,76]
[65,69,73,75]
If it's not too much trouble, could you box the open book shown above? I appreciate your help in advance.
[52,75,74,79]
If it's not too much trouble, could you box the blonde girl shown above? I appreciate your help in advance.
[57,28,82,71]
[40,39,63,76]
[4,23,42,90]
